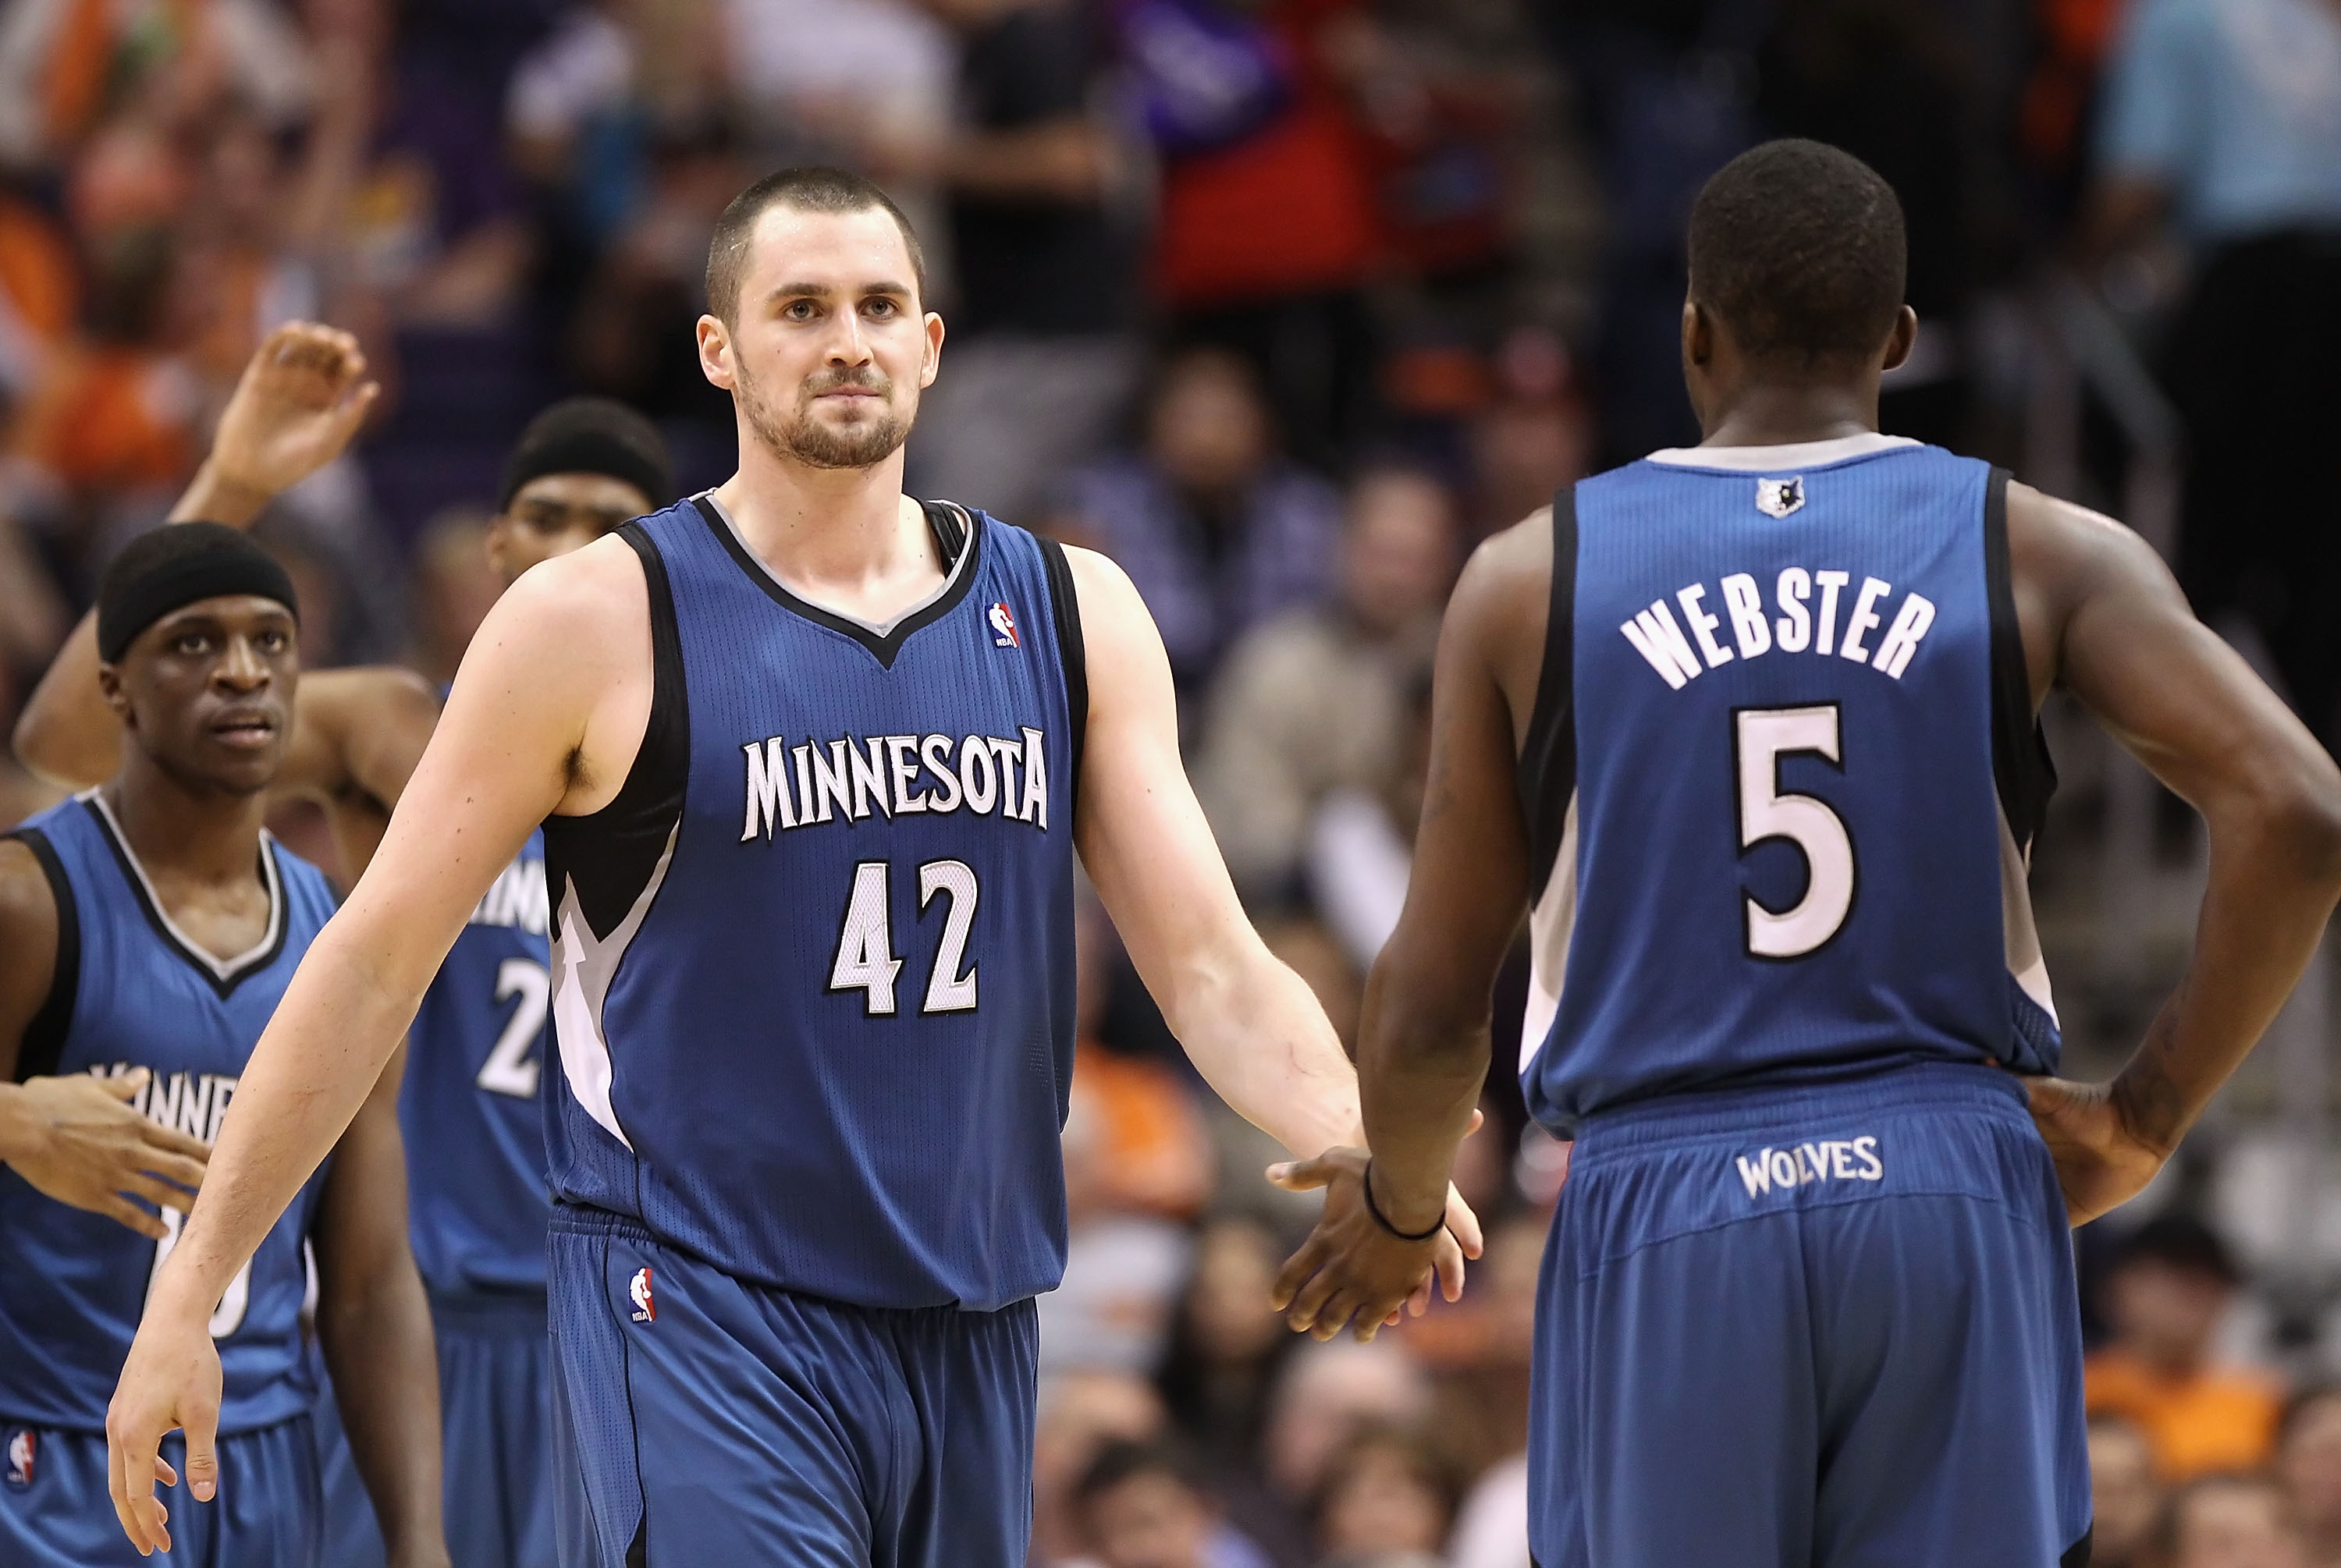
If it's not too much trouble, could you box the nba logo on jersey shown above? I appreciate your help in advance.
[4,1430,31,1488]
[989,602,1020,648]
[630,1267,655,1323]
[1756,477,1806,517]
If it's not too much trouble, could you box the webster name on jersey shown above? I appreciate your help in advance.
[740,727,1052,841]
[1621,567,1938,690]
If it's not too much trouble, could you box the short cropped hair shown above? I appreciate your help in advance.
[703,165,927,326]
[1687,140,1907,364]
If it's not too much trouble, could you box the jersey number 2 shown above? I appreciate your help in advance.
[476,958,549,1098]
[1734,704,1856,959]
[830,860,980,1016]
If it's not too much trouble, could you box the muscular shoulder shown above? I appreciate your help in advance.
[1449,506,1554,722]
[2004,480,2172,696]
[280,667,440,798]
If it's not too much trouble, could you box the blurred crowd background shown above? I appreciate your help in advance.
[2,0,2339,1564]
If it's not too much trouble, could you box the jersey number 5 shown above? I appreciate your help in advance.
[1734,704,1856,959]
[829,860,981,1016]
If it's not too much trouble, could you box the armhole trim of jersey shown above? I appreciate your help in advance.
[540,520,692,942]
[1984,466,2057,854]
[1038,537,1089,825]
[5,827,78,1080]
[1518,487,1579,906]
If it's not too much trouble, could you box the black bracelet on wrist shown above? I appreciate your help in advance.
[1361,1158,1446,1243]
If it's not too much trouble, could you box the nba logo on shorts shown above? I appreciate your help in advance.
[4,1429,32,1488]
[1756,476,1806,518]
[629,1267,655,1324]
[988,603,1020,648]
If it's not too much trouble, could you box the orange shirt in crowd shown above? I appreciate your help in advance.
[2085,1350,2284,1480]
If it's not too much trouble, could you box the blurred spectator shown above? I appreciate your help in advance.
[2088,1216,2285,1480]
[1122,0,1387,469]
[2167,1473,2311,1568]
[1195,463,1453,908]
[1034,1371,1174,1568]
[903,0,1142,526]
[2281,1389,2341,1567]
[2092,1412,2169,1568]
[1076,1439,1274,1568]
[1303,667,1430,970]
[1053,349,1342,704]
[1310,1424,1462,1568]
[2090,0,2341,746]
[1265,1339,1434,1512]
[407,506,506,685]
[1159,1217,1299,1467]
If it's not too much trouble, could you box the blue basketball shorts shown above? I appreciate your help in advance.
[315,1292,556,1568]
[1530,1062,2091,1568]
[0,1414,318,1568]
[547,1205,1039,1568]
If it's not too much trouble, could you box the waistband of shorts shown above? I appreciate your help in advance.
[428,1287,549,1332]
[549,1201,654,1243]
[1570,1060,2029,1163]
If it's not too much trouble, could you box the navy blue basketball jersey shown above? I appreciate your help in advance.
[0,793,337,1431]
[1519,435,2060,1133]
[399,817,551,1300]
[541,496,1082,1311]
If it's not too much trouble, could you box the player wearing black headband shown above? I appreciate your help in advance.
[12,322,670,1568]
[0,524,449,1567]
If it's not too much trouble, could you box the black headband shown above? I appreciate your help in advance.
[97,523,300,662]
[498,396,674,513]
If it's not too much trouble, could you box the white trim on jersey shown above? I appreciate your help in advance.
[1999,807,2059,1024]
[1643,432,1920,471]
[80,787,286,983]
[1520,793,1580,1077]
[549,820,681,1151]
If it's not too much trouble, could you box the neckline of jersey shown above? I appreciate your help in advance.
[692,491,981,668]
[78,789,288,994]
[1643,432,1920,471]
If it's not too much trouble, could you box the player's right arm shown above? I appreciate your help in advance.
[2009,483,2341,1223]
[1272,513,1551,1340]
[105,536,652,1555]
[0,843,211,1239]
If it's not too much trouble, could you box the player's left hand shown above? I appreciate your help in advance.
[2021,1073,2172,1227]
[1266,1147,1477,1342]
[105,1305,224,1556]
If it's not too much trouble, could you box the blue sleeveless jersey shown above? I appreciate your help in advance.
[1519,438,2061,1133]
[399,814,551,1301]
[541,496,1083,1311]
[0,793,337,1431]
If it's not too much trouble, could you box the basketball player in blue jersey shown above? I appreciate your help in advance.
[0,524,449,1566]
[1267,139,2341,1566]
[15,324,674,1568]
[106,165,1477,1566]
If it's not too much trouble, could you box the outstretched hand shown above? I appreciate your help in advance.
[207,322,380,512]
[1266,1143,1483,1341]
[2022,1073,2172,1227]
[0,1071,208,1240]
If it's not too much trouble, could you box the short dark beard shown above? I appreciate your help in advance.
[738,360,912,471]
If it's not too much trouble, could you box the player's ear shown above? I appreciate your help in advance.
[1879,305,1919,374]
[919,310,944,390]
[696,314,735,392]
[1681,298,1714,369]
[97,660,131,723]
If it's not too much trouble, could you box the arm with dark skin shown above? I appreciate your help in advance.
[313,1043,450,1568]
[2007,482,2341,1222]
[1270,514,1548,1339]
[1275,482,2341,1337]
[12,322,431,879]
[0,843,214,1235]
